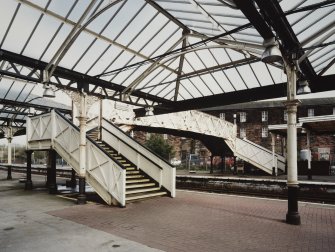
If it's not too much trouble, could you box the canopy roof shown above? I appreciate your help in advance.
[0,0,334,120]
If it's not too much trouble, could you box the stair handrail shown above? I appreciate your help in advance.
[27,110,126,206]
[238,137,285,163]
[102,118,173,167]
[235,138,284,173]
[101,118,176,197]
[54,110,127,169]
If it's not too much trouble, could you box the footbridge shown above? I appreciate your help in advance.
[26,110,175,207]
[88,108,286,175]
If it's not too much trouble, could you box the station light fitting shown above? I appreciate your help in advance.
[297,79,311,95]
[145,107,154,116]
[43,84,56,98]
[261,37,283,63]
[42,70,55,98]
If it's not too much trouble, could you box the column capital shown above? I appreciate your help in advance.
[283,99,301,109]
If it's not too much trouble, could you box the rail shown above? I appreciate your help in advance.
[26,110,126,206]
[101,118,176,197]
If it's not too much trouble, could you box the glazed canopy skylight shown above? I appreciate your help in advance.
[0,0,334,117]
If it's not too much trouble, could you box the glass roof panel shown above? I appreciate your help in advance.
[48,0,77,17]
[1,3,41,53]
[1,0,334,113]
[237,64,260,89]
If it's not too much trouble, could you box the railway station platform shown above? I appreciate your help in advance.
[1,170,335,252]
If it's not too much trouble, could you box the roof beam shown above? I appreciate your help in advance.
[0,98,71,114]
[174,31,188,101]
[254,0,316,80]
[134,73,335,116]
[0,49,171,106]
[179,57,259,79]
[134,82,287,116]
[146,0,190,31]
[234,0,274,39]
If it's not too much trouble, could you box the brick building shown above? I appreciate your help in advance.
[204,97,335,164]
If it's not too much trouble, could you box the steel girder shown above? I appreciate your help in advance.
[133,73,335,116]
[0,49,170,107]
[253,0,316,80]
[0,98,71,115]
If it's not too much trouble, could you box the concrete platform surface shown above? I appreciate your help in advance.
[1,171,335,252]
[0,173,162,252]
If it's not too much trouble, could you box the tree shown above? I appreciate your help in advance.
[145,134,174,160]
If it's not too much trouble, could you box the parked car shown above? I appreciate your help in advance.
[170,158,181,166]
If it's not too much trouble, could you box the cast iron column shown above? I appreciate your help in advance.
[210,155,214,174]
[77,90,87,204]
[233,156,237,175]
[49,150,57,194]
[6,127,12,180]
[46,152,51,187]
[285,60,301,225]
[271,133,277,176]
[306,130,312,180]
[71,169,77,188]
[25,150,33,190]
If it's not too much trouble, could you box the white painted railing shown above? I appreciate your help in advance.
[234,138,285,174]
[27,110,126,206]
[101,119,176,197]
[106,109,237,146]
[87,107,285,175]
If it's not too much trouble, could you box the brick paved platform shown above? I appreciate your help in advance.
[49,190,335,252]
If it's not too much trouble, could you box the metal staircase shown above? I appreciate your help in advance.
[26,110,175,207]
[87,129,168,202]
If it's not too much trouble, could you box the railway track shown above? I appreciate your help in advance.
[2,165,334,205]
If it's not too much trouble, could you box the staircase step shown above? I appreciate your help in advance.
[126,179,150,184]
[126,170,140,175]
[126,191,167,201]
[126,167,136,171]
[126,174,145,179]
[126,183,156,189]
[126,187,161,195]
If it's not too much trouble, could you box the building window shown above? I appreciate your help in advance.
[262,127,268,138]
[308,108,314,117]
[240,127,246,138]
[240,112,246,122]
[163,134,168,140]
[146,132,151,140]
[261,111,268,122]
[219,113,225,120]
[284,110,288,121]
